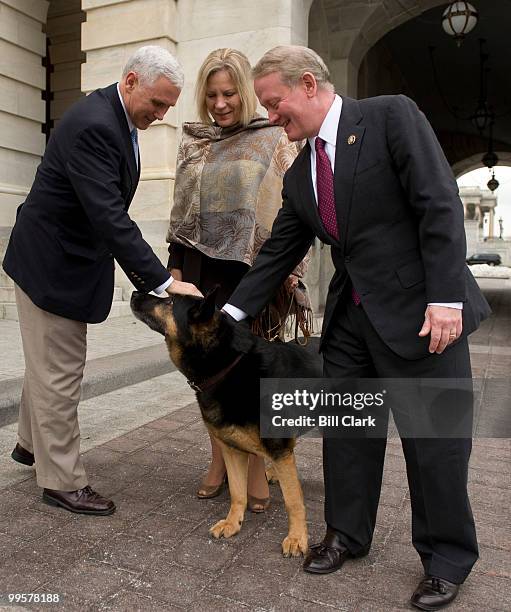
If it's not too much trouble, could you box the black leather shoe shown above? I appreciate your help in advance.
[43,486,116,516]
[411,575,460,610]
[303,527,367,574]
[11,443,34,466]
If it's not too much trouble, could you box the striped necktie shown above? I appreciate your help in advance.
[130,128,138,168]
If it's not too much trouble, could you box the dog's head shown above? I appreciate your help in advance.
[130,287,222,365]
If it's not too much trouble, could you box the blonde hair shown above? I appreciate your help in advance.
[253,45,334,92]
[195,48,257,127]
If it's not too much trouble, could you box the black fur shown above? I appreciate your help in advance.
[131,290,322,459]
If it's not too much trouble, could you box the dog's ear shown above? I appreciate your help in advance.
[189,285,219,324]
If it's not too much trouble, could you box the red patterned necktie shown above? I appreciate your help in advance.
[314,137,361,305]
[315,137,338,240]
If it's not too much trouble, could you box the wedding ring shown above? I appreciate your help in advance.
[449,332,456,338]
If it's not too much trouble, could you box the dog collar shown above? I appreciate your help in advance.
[187,353,244,393]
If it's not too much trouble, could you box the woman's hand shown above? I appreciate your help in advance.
[284,274,299,294]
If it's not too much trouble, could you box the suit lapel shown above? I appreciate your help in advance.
[103,83,139,202]
[333,97,365,253]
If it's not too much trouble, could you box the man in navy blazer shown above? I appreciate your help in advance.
[3,46,201,516]
[223,46,490,610]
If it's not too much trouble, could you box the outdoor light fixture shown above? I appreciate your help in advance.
[487,171,499,192]
[482,117,499,190]
[442,2,479,47]
[482,115,498,165]
[429,39,494,134]
[482,149,499,169]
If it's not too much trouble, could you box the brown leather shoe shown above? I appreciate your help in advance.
[42,486,116,515]
[303,526,368,574]
[410,575,460,610]
[11,443,34,466]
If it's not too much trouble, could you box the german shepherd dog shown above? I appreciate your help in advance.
[130,288,322,557]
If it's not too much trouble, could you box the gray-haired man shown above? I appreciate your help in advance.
[4,46,201,515]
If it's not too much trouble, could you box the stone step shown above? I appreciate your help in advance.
[0,285,123,304]
[107,300,134,319]
[0,287,14,302]
[0,270,14,287]
[0,343,177,428]
[0,303,17,320]
[0,227,11,256]
[0,291,128,321]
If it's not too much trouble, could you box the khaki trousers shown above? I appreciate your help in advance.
[15,284,88,490]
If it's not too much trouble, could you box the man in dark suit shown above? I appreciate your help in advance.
[223,46,490,610]
[3,46,201,516]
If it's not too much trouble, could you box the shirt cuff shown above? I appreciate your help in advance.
[428,302,463,310]
[153,275,173,294]
[222,303,248,321]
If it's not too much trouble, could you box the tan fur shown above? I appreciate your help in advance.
[209,437,249,540]
[164,336,182,370]
[134,296,309,557]
[271,453,308,556]
[208,424,266,456]
[150,305,182,368]
[207,424,308,556]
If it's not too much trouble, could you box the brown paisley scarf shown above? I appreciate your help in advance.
[167,116,313,342]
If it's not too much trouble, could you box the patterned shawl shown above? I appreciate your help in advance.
[167,116,312,341]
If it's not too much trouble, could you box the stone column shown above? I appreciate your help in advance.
[475,205,483,227]
[488,207,495,239]
[464,219,479,257]
[0,0,48,227]
[177,0,314,123]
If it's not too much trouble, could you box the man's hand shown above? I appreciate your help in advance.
[169,268,183,282]
[419,305,462,354]
[166,279,203,298]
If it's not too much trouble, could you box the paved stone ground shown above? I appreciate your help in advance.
[0,278,509,611]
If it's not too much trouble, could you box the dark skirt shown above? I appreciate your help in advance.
[168,243,249,308]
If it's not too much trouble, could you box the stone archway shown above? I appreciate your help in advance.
[308,0,446,96]
[454,153,511,179]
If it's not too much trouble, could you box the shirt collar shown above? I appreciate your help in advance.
[116,82,135,133]
[308,94,343,150]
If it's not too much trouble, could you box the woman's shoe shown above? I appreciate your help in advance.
[248,457,270,512]
[248,494,270,513]
[197,473,227,499]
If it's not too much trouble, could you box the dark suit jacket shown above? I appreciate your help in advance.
[3,83,169,323]
[228,95,491,360]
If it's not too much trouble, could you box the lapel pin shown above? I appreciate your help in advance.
[347,134,356,145]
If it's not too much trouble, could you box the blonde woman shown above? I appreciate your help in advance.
[167,48,310,511]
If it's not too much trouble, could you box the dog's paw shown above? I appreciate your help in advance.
[281,534,308,557]
[209,518,242,539]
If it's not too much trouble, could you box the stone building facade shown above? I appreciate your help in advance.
[1,0,508,319]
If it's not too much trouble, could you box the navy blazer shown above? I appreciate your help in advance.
[3,83,169,323]
[228,95,491,360]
